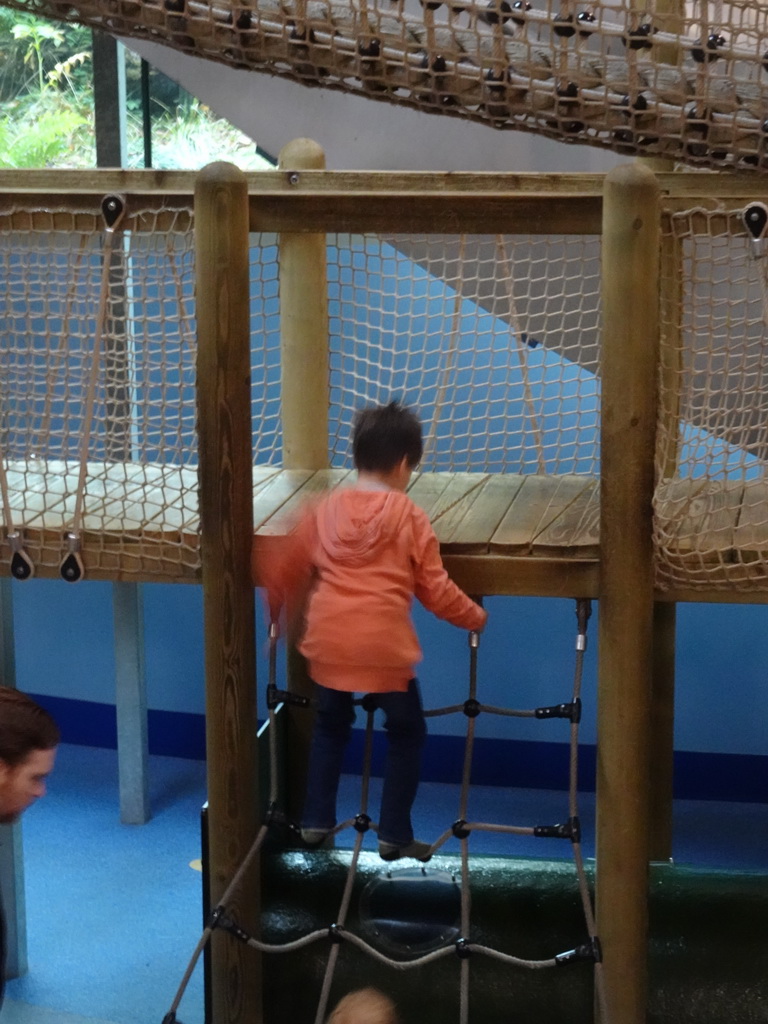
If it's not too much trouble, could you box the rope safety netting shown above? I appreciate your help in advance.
[162,597,607,1024]
[2,0,768,171]
[653,198,768,593]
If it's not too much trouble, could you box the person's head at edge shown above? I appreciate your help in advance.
[0,687,59,825]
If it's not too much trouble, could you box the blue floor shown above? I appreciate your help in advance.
[2,744,767,1024]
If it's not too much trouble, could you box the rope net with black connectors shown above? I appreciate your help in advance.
[6,0,768,171]
[161,596,608,1024]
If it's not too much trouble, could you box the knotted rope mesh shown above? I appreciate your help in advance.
[2,0,768,170]
[654,197,768,592]
[4,184,768,590]
[162,600,607,1024]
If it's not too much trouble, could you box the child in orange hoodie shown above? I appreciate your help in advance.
[257,401,487,861]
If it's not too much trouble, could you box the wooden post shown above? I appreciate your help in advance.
[597,162,660,1024]
[278,137,329,470]
[196,161,261,1024]
[277,138,330,821]
[641,0,685,864]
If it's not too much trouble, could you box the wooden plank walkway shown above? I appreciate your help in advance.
[2,463,768,598]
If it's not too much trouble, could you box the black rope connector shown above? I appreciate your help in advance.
[455,937,472,959]
[209,905,226,930]
[354,813,371,833]
[266,685,311,710]
[218,913,253,945]
[328,923,344,944]
[361,693,378,713]
[161,1013,181,1024]
[463,698,481,719]
[575,598,592,634]
[535,698,582,723]
[452,819,471,839]
[7,531,34,581]
[534,816,581,843]
[555,936,602,965]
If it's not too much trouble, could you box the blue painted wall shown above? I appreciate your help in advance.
[5,236,767,802]
[12,578,768,802]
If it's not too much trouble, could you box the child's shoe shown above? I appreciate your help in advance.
[378,838,432,862]
[301,827,330,847]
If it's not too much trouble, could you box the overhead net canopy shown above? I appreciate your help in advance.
[2,0,768,170]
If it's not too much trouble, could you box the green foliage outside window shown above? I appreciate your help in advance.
[0,10,272,169]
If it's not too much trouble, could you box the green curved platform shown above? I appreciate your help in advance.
[259,850,768,1024]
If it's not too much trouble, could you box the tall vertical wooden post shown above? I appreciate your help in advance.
[597,162,660,1024]
[196,161,261,1024]
[641,0,685,864]
[279,137,329,469]
[277,138,330,821]
[649,221,684,862]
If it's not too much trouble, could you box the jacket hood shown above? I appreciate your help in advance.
[316,488,411,566]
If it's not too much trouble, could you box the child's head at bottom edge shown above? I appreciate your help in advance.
[327,987,400,1024]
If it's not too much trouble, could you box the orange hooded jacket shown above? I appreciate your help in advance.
[254,484,487,693]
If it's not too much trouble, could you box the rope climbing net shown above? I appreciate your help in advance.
[654,197,768,593]
[5,181,768,591]
[4,0,768,170]
[0,190,604,581]
[0,194,199,580]
[163,598,607,1024]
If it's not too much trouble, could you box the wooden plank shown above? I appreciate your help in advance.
[6,167,760,203]
[257,468,352,536]
[490,475,594,554]
[532,477,600,557]
[655,478,742,560]
[405,471,453,519]
[443,553,600,599]
[438,474,526,554]
[250,194,602,236]
[251,469,314,531]
[428,473,489,530]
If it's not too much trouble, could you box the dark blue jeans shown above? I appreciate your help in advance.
[302,679,427,846]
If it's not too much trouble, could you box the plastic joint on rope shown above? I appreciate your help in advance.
[452,819,471,839]
[328,923,345,944]
[575,598,592,641]
[7,531,34,581]
[743,202,768,257]
[533,816,581,843]
[161,1013,182,1024]
[463,698,481,718]
[555,936,602,966]
[454,937,472,959]
[535,698,582,723]
[361,693,378,713]
[354,813,371,833]
[217,912,254,946]
[263,801,286,828]
[266,685,311,710]
[59,532,84,583]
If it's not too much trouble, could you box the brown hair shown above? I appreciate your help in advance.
[0,688,60,766]
[327,989,399,1024]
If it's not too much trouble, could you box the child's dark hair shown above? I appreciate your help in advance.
[352,401,423,473]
